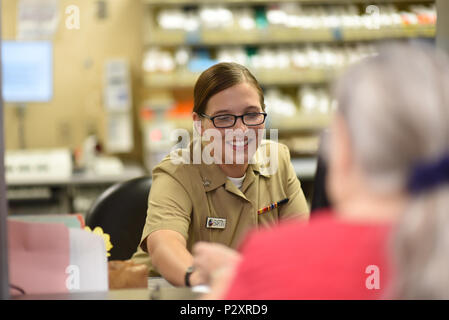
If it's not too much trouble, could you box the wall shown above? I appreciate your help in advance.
[437,0,449,55]
[1,0,144,163]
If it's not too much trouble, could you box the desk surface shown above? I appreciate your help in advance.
[7,165,146,187]
[13,288,201,300]
[12,278,201,300]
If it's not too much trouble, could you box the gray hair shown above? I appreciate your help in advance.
[334,42,449,299]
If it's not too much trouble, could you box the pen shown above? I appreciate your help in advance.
[257,198,289,215]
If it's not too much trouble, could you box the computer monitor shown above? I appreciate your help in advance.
[1,41,53,103]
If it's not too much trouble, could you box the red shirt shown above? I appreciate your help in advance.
[224,210,394,300]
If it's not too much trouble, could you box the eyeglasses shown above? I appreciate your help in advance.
[200,112,267,128]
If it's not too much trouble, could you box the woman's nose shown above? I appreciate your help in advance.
[233,117,248,132]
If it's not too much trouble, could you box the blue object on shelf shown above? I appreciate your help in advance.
[185,30,201,45]
[332,27,343,41]
[188,49,218,73]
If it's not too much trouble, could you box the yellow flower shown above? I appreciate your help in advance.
[84,226,113,257]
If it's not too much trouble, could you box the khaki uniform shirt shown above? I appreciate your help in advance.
[131,140,309,276]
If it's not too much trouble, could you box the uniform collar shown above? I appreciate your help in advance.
[249,140,276,178]
[249,162,271,178]
[197,162,228,192]
[198,161,270,193]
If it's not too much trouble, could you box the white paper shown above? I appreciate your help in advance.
[104,59,132,111]
[105,112,134,153]
[18,0,59,40]
[69,229,109,292]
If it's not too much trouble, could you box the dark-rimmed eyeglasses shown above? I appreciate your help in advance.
[200,112,267,128]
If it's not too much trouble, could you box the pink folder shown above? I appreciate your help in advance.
[8,219,70,295]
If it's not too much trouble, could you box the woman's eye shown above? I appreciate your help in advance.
[246,113,259,119]
[216,115,233,122]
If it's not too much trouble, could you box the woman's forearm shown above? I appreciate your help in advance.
[147,230,194,286]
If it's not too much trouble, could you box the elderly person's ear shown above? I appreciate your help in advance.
[329,113,354,180]
[333,114,354,174]
[327,113,357,205]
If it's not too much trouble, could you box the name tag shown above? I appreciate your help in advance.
[206,217,226,229]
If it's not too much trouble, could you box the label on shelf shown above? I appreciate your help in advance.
[332,27,343,41]
[185,30,201,45]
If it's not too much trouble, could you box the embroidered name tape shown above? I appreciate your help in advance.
[206,217,226,229]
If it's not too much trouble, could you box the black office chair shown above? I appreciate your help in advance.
[85,176,152,261]
[311,155,330,212]
[311,130,331,212]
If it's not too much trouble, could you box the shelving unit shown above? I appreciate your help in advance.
[140,0,436,179]
[144,68,336,88]
[143,0,435,5]
[144,25,435,46]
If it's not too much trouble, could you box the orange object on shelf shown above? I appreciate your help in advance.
[417,14,436,25]
[140,108,155,121]
[141,100,193,122]
[167,99,194,118]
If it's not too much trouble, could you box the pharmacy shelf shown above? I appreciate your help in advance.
[140,0,434,174]
[269,112,332,132]
[143,0,434,5]
[143,69,337,88]
[144,25,435,46]
[291,157,317,180]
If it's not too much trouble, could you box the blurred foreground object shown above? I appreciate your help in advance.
[108,260,148,289]
[8,218,108,295]
[84,226,113,257]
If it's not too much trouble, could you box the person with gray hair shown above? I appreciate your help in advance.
[192,42,449,299]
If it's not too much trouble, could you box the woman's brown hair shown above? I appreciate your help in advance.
[193,62,265,115]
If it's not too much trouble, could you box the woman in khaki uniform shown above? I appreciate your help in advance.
[131,62,309,286]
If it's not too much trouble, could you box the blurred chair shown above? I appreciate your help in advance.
[85,176,152,261]
[311,130,330,212]
[311,154,330,212]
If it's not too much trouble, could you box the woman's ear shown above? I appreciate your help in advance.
[192,112,203,135]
